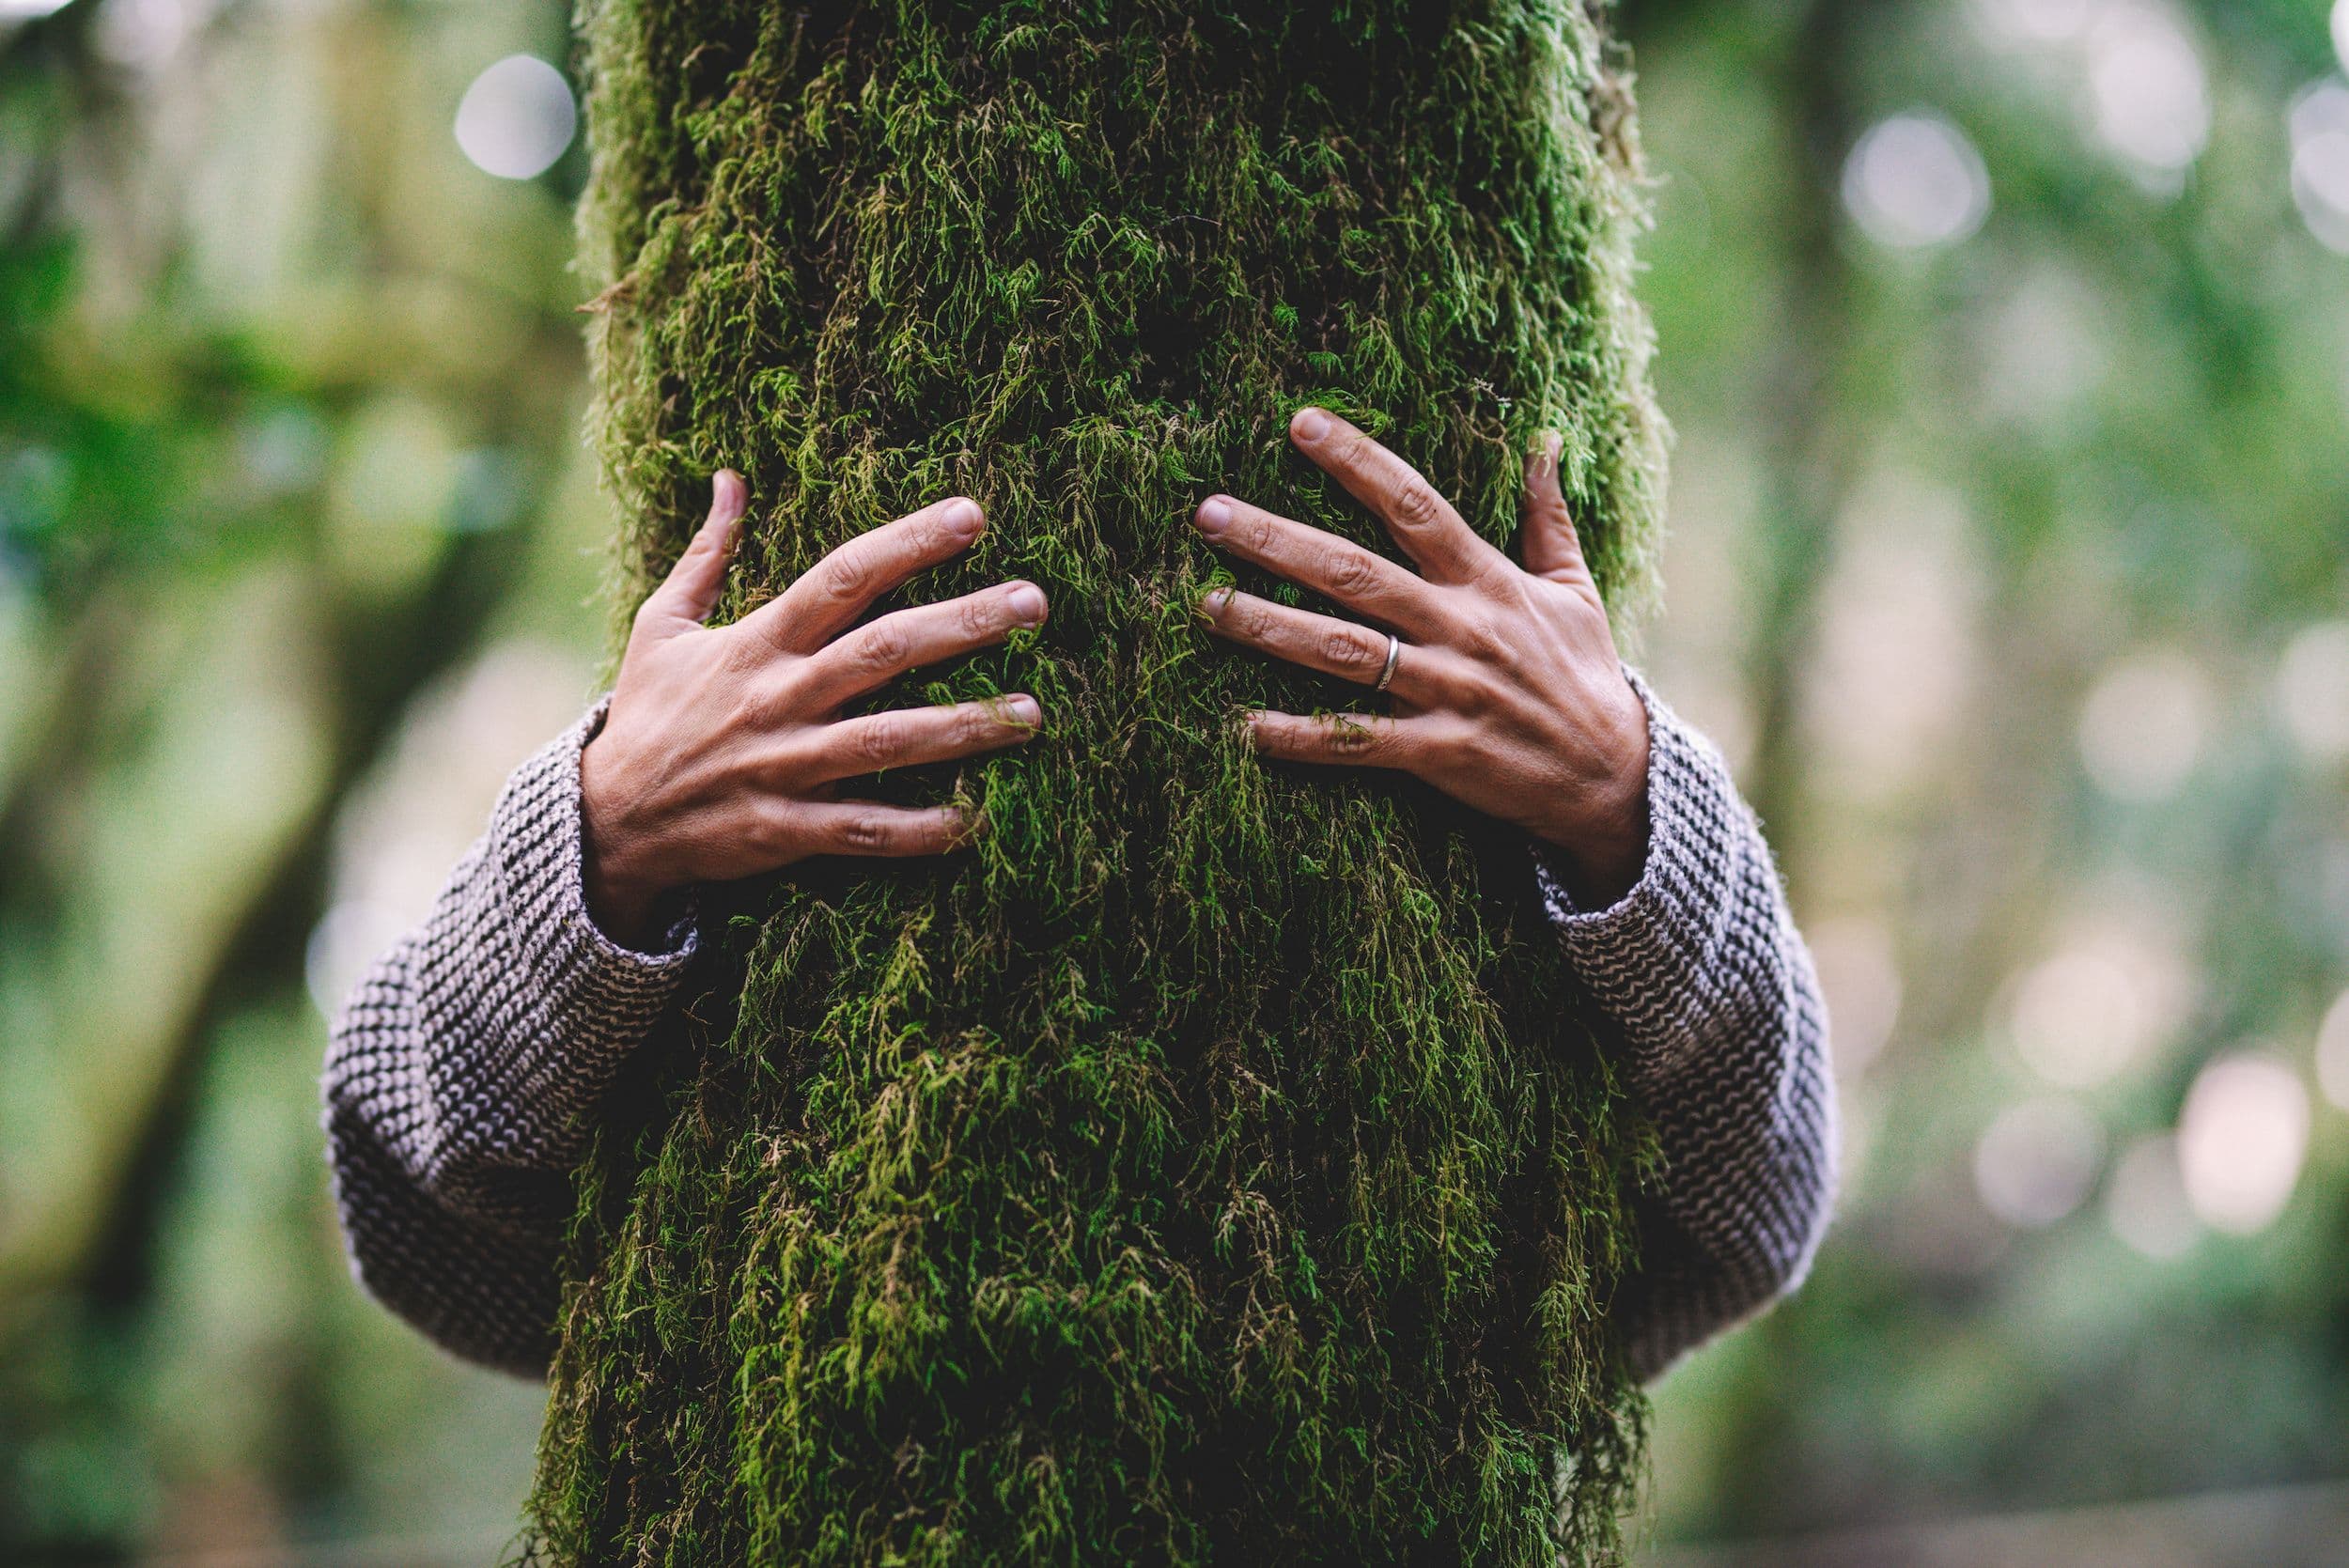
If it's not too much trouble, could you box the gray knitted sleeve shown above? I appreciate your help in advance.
[1533,669,1837,1382]
[320,703,697,1376]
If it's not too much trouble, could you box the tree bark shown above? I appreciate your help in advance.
[536,4,1667,1560]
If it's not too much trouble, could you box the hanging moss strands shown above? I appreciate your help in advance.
[530,1,1669,1560]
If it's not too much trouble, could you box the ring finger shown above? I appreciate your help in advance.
[1199,587,1447,703]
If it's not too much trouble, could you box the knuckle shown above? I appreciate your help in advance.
[858,623,910,672]
[1392,477,1442,528]
[1326,719,1381,757]
[837,812,894,853]
[853,715,904,766]
[821,547,874,603]
[1326,549,1378,598]
[957,594,998,639]
[1323,627,1374,670]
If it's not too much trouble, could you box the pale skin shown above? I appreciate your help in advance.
[580,408,1651,945]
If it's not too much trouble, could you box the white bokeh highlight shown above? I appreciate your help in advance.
[2316,989,2349,1110]
[0,0,72,20]
[2177,1054,2310,1236]
[455,55,578,181]
[2291,82,2349,255]
[1973,0,2209,191]
[2077,649,2211,801]
[2006,924,2187,1090]
[2082,3,2209,185]
[1842,114,1992,251]
[2275,621,2349,761]
[1975,1097,2103,1229]
[94,0,210,68]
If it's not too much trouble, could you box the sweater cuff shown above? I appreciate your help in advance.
[561,696,701,967]
[426,700,698,1186]
[1531,668,1750,1079]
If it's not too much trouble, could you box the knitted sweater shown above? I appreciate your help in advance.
[321,672,1834,1384]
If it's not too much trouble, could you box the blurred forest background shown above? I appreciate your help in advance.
[5,0,2349,1561]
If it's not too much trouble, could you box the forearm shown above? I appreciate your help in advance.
[321,702,697,1374]
[1536,670,1837,1380]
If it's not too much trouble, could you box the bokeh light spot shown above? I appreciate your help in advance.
[2292,83,2349,254]
[1842,114,1991,250]
[454,55,578,181]
[2275,620,2349,761]
[2077,649,2210,801]
[2082,3,2209,183]
[2007,935,2181,1089]
[1974,1097,2103,1229]
[2178,1054,2309,1235]
[2316,990,2349,1110]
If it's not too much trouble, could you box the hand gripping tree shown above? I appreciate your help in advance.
[531,2,1668,1561]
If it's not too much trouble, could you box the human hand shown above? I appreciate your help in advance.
[580,473,1048,947]
[1193,408,1651,908]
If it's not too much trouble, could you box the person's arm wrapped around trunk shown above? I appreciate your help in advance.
[320,704,697,1376]
[1536,672,1837,1382]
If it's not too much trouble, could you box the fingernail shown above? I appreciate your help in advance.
[1006,582,1047,623]
[1195,495,1234,537]
[946,498,985,541]
[1201,585,1235,615]
[1293,407,1331,442]
[1006,694,1042,725]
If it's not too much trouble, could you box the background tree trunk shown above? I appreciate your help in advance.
[534,3,1668,1560]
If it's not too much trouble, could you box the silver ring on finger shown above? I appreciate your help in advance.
[1372,632,1403,693]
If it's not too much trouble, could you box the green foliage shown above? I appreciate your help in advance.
[532,2,1668,1561]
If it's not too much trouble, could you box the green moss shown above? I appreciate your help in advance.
[530,2,1667,1560]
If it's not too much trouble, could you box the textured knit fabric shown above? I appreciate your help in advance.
[322,673,1833,1382]
[321,702,697,1375]
[1532,671,1837,1379]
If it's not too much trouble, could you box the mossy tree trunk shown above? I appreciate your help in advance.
[532,3,1667,1561]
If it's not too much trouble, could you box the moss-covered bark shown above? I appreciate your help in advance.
[532,2,1667,1560]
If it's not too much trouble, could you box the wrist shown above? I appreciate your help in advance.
[579,736,670,949]
[1533,694,1652,909]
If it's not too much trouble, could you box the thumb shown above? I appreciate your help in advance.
[638,470,748,634]
[1518,432,1587,584]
